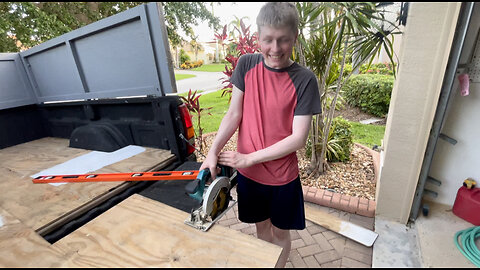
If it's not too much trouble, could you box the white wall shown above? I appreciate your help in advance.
[376,2,461,223]
[427,3,480,206]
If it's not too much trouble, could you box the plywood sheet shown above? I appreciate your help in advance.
[0,137,174,230]
[54,194,282,268]
[0,137,87,178]
[305,203,378,247]
[0,207,67,267]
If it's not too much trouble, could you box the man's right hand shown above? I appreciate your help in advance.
[199,153,221,182]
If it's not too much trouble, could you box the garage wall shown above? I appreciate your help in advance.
[428,3,480,206]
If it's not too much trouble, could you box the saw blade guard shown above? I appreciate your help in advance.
[202,176,230,217]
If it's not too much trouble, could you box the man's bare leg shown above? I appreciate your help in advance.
[256,219,291,268]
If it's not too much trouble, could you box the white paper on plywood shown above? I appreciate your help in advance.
[30,145,146,186]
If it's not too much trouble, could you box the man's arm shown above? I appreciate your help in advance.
[217,114,312,168]
[199,86,244,179]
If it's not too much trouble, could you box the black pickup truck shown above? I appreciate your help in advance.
[0,3,202,243]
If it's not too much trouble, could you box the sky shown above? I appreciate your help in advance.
[180,2,266,43]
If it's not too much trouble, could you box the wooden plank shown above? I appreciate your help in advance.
[0,137,87,177]
[0,207,67,267]
[0,137,174,231]
[53,194,282,268]
[304,203,378,247]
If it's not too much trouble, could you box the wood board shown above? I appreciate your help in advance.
[304,203,378,247]
[0,207,67,267]
[0,137,174,231]
[53,194,282,268]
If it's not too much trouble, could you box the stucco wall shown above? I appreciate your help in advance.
[376,2,461,223]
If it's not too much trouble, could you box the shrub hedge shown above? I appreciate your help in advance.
[343,74,394,117]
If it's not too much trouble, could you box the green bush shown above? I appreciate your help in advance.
[327,117,354,162]
[306,116,354,163]
[180,49,190,65]
[343,74,394,117]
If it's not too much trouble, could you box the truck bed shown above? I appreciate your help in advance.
[0,137,175,232]
[0,138,282,267]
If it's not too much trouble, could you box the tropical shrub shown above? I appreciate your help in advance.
[307,116,353,163]
[180,49,190,65]
[180,89,212,152]
[326,117,353,162]
[343,74,394,117]
[294,2,399,175]
[215,19,260,100]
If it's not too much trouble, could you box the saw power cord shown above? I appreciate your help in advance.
[454,226,480,267]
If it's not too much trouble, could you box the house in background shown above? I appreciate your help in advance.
[170,40,219,68]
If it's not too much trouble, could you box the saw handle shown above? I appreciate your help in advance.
[185,168,209,194]
[185,179,200,194]
[184,165,232,197]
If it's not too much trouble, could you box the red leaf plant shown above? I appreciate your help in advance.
[180,89,212,152]
[214,19,260,101]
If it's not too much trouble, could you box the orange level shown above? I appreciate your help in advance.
[33,170,199,184]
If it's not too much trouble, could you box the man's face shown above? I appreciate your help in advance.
[258,25,297,69]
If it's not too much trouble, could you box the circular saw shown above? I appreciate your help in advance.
[184,167,237,232]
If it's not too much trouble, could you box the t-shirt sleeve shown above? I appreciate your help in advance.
[294,71,322,116]
[230,54,248,92]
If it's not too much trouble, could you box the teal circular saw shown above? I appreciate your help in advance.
[184,166,237,232]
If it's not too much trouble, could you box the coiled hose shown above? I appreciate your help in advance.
[454,226,480,267]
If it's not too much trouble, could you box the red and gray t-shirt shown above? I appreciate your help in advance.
[231,53,322,186]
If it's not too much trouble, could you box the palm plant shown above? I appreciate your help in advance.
[295,2,400,177]
[228,15,249,42]
[321,120,344,163]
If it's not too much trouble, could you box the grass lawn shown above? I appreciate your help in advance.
[179,90,386,147]
[178,89,230,134]
[174,73,196,81]
[190,63,231,72]
[349,121,386,148]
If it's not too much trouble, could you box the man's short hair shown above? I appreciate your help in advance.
[256,2,299,35]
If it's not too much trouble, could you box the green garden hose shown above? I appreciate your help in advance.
[454,226,480,267]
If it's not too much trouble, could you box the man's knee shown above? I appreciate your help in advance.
[271,225,290,240]
[255,218,272,232]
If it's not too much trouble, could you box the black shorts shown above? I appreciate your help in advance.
[236,171,306,230]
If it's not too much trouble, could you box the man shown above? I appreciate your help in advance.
[200,2,322,267]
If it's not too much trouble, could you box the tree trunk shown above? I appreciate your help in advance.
[318,37,349,180]
[295,35,319,176]
[315,19,345,175]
